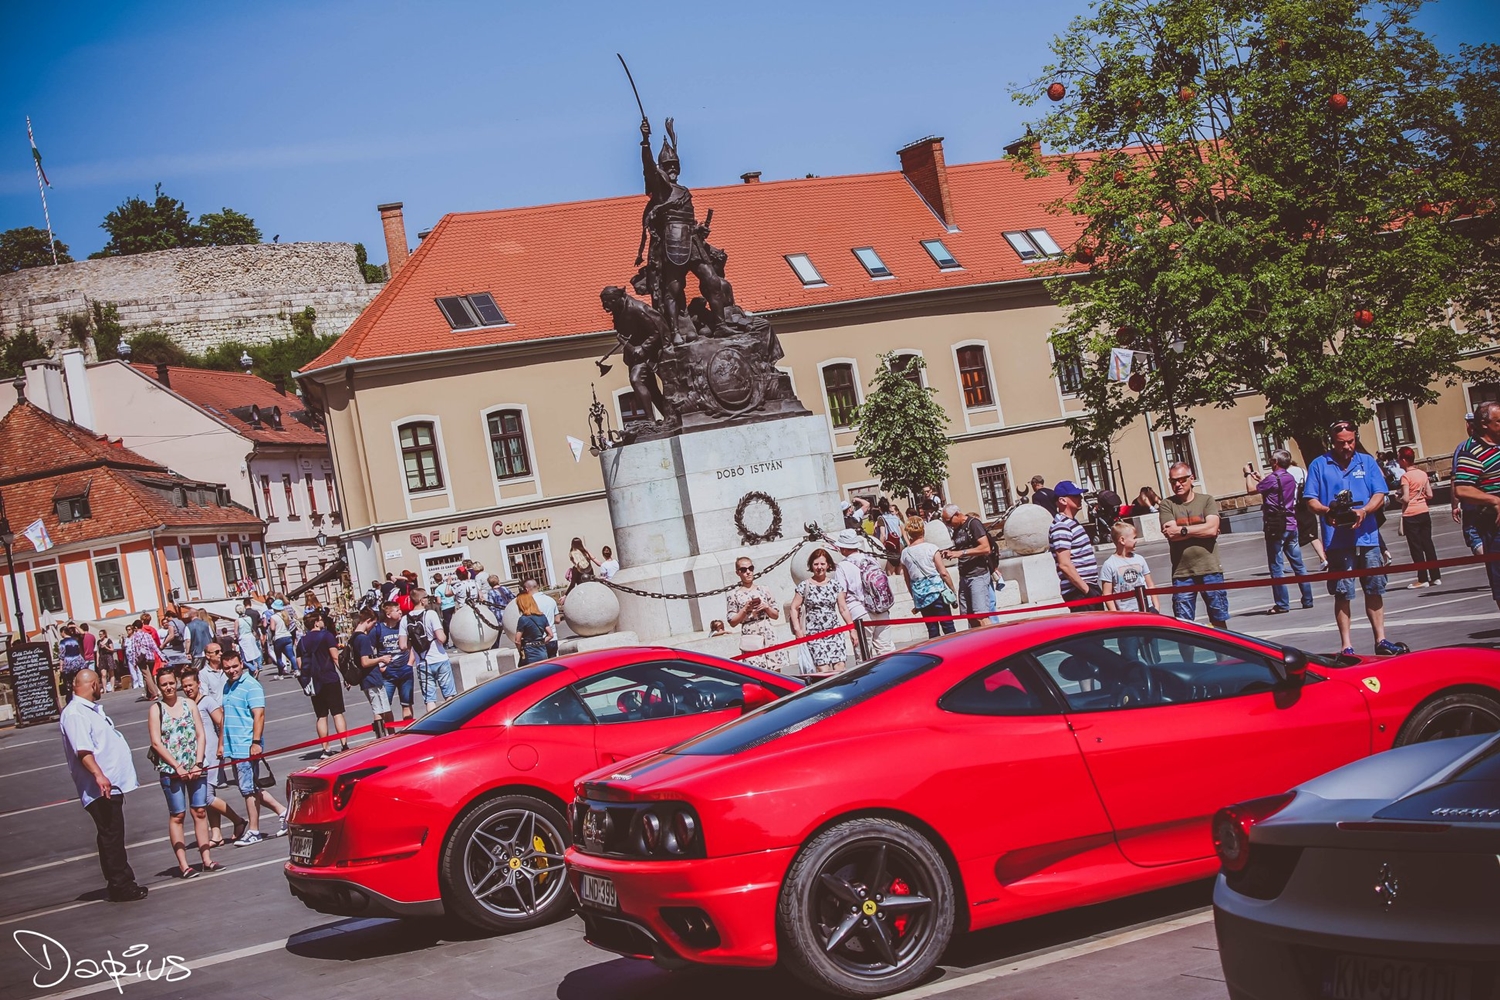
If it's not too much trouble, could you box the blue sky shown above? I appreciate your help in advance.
[2,0,1495,262]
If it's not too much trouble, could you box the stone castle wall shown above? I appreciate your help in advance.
[0,242,382,351]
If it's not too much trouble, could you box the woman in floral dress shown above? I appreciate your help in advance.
[790,548,853,674]
[726,557,784,671]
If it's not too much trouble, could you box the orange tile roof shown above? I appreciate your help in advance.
[303,152,1086,373]
[0,402,263,555]
[130,365,327,446]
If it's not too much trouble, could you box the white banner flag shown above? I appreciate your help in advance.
[566,436,585,463]
[22,518,53,552]
[1108,348,1134,382]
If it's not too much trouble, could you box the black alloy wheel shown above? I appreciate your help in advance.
[440,794,572,932]
[778,817,954,998]
[1395,690,1500,746]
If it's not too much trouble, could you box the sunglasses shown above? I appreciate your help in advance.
[736,565,754,573]
[1169,475,1193,484]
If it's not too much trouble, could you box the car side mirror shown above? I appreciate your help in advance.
[1274,648,1308,684]
[741,682,778,713]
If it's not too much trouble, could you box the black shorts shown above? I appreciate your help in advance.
[310,684,345,718]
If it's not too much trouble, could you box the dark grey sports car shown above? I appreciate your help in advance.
[1214,732,1500,1000]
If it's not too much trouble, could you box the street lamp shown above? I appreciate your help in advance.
[0,491,26,640]
[118,337,132,362]
[316,529,328,549]
[239,350,254,373]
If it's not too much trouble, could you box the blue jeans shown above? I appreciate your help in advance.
[417,657,457,703]
[1462,510,1485,554]
[916,599,956,639]
[1265,528,1315,610]
[1173,573,1230,624]
[1327,546,1386,600]
[271,636,297,675]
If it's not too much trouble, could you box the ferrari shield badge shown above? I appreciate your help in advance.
[1362,676,1381,694]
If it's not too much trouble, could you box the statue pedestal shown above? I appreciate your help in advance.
[599,413,843,643]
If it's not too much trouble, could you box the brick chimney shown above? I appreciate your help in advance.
[154,363,171,388]
[378,202,410,278]
[898,136,956,229]
[740,171,762,184]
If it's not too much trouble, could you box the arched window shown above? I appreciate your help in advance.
[399,421,444,491]
[487,409,532,480]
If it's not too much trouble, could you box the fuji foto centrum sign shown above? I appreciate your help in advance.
[409,517,551,550]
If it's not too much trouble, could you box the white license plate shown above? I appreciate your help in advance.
[578,873,618,910]
[1326,954,1471,1000]
[290,833,314,865]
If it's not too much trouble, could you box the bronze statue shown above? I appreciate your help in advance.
[637,117,735,339]
[600,285,678,429]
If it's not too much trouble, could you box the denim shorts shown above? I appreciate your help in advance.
[235,760,264,797]
[1327,546,1386,599]
[1172,573,1230,624]
[161,772,209,814]
[384,673,414,708]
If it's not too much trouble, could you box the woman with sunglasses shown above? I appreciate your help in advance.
[726,558,784,670]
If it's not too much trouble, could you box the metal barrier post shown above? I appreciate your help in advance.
[855,619,871,662]
[1133,585,1149,612]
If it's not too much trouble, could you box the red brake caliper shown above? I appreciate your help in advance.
[889,877,910,936]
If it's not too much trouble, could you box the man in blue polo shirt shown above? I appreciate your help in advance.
[1304,419,1404,656]
[220,649,288,845]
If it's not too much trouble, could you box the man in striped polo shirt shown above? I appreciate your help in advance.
[1453,400,1500,610]
[1050,481,1101,610]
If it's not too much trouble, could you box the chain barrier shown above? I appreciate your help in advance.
[594,531,818,601]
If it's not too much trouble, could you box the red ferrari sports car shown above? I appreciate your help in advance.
[566,613,1500,998]
[283,647,798,931]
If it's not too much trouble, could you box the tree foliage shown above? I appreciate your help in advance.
[1013,0,1498,463]
[92,183,262,258]
[0,331,54,379]
[195,207,262,246]
[0,227,72,271]
[353,243,385,283]
[853,353,950,500]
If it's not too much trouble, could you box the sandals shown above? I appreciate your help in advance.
[201,861,225,873]
[208,833,225,848]
[175,866,199,880]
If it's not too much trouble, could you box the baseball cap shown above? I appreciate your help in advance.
[1052,480,1086,497]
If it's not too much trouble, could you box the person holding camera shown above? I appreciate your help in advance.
[1245,451,1316,613]
[1304,419,1404,656]
[1453,400,1500,612]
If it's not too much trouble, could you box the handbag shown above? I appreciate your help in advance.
[796,643,816,676]
[253,755,277,790]
[910,574,946,607]
[738,632,766,653]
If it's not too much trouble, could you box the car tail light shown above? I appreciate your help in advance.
[1212,792,1295,873]
[331,766,385,811]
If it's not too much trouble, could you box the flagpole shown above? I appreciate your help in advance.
[26,117,58,267]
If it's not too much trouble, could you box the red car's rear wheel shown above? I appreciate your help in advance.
[440,795,571,932]
[1395,690,1500,745]
[777,817,954,998]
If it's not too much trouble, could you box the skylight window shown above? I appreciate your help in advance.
[920,239,960,270]
[852,247,892,279]
[1004,229,1065,261]
[785,254,827,287]
[435,293,509,331]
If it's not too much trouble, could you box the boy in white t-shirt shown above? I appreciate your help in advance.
[1099,522,1160,613]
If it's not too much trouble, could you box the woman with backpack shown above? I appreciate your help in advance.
[873,498,905,574]
[832,528,896,657]
[147,665,219,878]
[296,610,348,758]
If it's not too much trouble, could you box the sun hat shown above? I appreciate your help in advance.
[834,528,863,549]
[271,599,287,610]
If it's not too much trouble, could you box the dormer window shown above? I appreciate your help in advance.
[436,293,509,330]
[55,496,91,522]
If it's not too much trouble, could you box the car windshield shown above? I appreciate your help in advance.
[405,662,566,735]
[672,652,940,756]
[1219,627,1346,668]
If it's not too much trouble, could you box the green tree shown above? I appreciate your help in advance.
[123,330,196,367]
[0,330,51,379]
[353,242,385,283]
[1014,0,1497,463]
[89,303,128,360]
[853,353,950,500]
[93,183,196,257]
[194,207,261,246]
[0,227,72,271]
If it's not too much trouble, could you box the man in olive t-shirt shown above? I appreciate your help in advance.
[1158,462,1230,628]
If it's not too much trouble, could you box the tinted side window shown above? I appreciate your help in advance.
[573,661,750,724]
[515,686,593,726]
[1033,631,1280,713]
[940,659,1057,716]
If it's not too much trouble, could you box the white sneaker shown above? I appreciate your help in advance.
[1407,581,1429,590]
[276,814,289,837]
[1432,578,1442,586]
[234,830,264,847]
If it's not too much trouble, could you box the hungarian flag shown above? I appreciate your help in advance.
[27,118,50,187]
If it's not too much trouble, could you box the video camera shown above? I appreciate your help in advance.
[1326,489,1360,528]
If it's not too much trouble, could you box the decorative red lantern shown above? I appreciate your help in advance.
[1415,201,1438,218]
[1353,309,1375,328]
[1074,246,1095,264]
[1328,92,1349,111]
[1047,82,1066,101]
[1178,86,1195,102]
[1113,169,1128,184]
[1116,325,1137,347]
[1128,373,1148,393]
[1275,38,1290,54]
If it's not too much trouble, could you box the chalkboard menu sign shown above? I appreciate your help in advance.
[9,642,60,726]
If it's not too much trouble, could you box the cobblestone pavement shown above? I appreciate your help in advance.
[0,516,1489,1000]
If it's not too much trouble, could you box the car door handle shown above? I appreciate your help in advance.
[1068,719,1094,733]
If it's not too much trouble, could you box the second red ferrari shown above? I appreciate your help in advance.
[566,614,1500,997]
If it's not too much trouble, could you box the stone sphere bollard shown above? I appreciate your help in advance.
[563,582,620,637]
[790,545,844,584]
[449,603,499,653]
[922,519,953,549]
[501,600,522,637]
[1001,503,1054,555]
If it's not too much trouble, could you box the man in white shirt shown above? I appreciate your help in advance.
[399,588,456,712]
[525,579,561,659]
[60,669,147,902]
[833,529,895,656]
